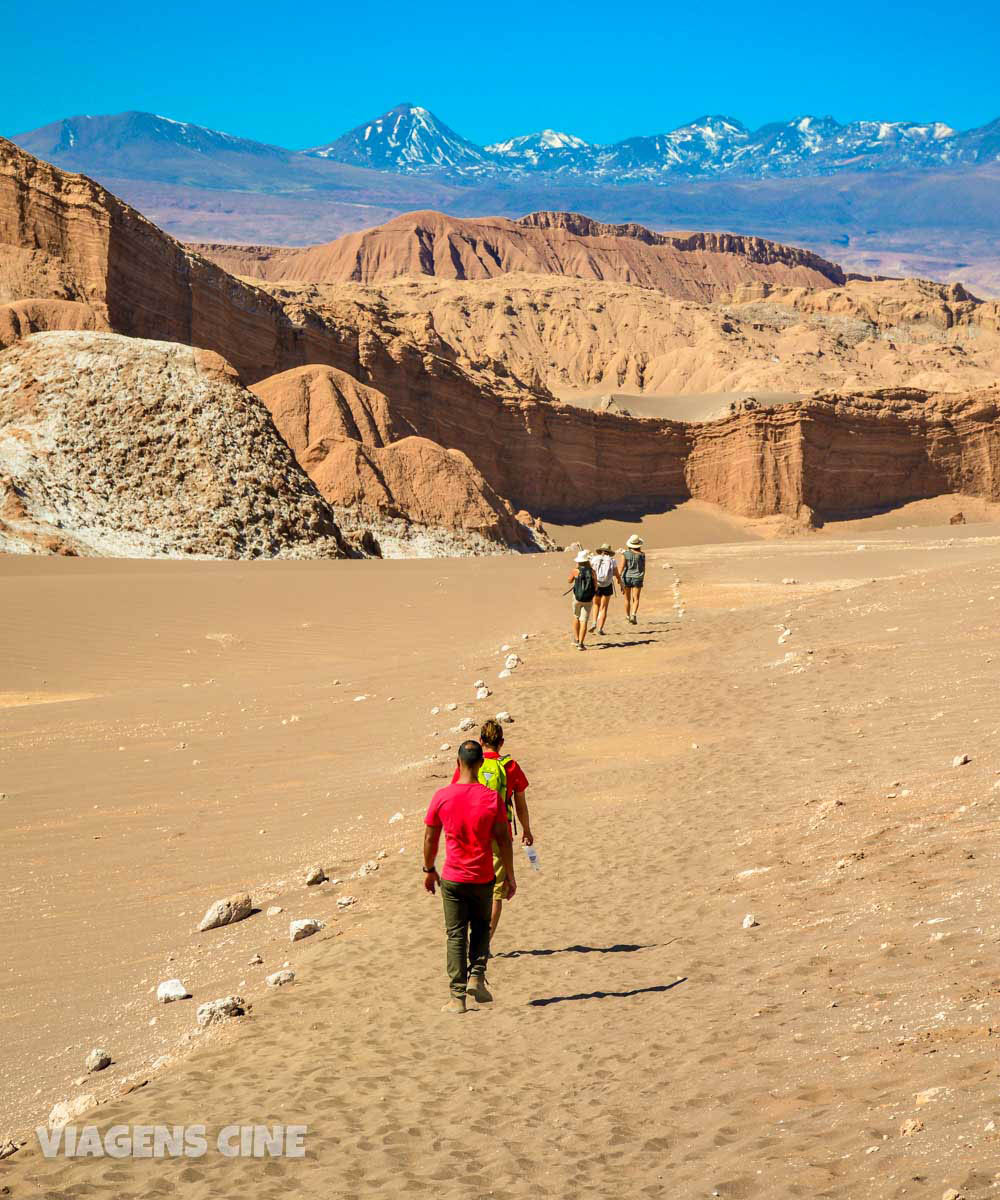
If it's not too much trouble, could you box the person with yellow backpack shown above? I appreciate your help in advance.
[451,718,533,944]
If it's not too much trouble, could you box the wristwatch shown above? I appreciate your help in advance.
[422,866,438,874]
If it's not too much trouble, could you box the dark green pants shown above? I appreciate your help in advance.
[440,878,493,998]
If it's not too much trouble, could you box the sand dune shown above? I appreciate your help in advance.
[5,519,1000,1197]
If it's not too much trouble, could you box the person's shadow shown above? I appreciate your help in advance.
[495,943,655,959]
[528,979,686,1007]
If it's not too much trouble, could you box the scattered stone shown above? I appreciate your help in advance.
[473,679,487,689]
[0,1138,22,1160]
[915,1086,949,1106]
[266,970,295,988]
[521,633,530,640]
[496,711,513,724]
[248,953,263,966]
[85,1048,111,1073]
[950,512,966,526]
[782,578,799,585]
[196,996,246,1028]
[156,978,190,1004]
[498,669,512,679]
[456,717,476,732]
[445,703,458,711]
[358,859,379,877]
[376,849,387,860]
[337,895,357,908]
[440,742,452,751]
[197,892,253,932]
[430,706,440,715]
[388,811,403,824]
[952,754,970,767]
[304,864,327,886]
[290,919,324,942]
[900,1118,924,1136]
[500,644,512,653]
[48,1095,96,1129]
[742,914,760,929]
[266,905,284,917]
[942,1190,963,1200]
[476,686,492,700]
[504,653,522,671]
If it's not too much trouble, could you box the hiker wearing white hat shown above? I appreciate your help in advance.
[568,549,597,650]
[589,542,621,636]
[620,534,646,625]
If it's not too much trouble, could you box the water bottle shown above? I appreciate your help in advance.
[524,844,540,871]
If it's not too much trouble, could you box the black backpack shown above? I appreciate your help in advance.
[573,562,596,603]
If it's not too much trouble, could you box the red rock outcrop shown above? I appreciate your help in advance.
[191,209,846,298]
[251,365,547,551]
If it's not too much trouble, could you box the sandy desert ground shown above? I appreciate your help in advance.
[5,516,1000,1198]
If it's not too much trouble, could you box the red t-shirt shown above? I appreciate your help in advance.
[450,750,529,811]
[424,782,508,884]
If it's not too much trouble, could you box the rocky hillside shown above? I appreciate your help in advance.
[193,210,846,296]
[0,332,348,558]
[250,365,549,555]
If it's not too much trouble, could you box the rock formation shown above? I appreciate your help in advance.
[0,332,348,557]
[192,209,847,297]
[251,365,549,553]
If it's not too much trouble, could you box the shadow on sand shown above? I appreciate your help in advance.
[592,638,658,650]
[527,978,687,1007]
[496,943,655,960]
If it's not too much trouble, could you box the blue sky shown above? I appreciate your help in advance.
[4,0,999,147]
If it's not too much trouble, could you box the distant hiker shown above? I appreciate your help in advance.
[451,719,533,943]
[620,534,646,625]
[589,542,622,635]
[569,549,596,650]
[425,740,516,1014]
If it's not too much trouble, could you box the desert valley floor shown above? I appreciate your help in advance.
[5,514,1000,1198]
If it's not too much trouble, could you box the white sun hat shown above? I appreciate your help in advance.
[626,534,644,548]
[575,550,590,563]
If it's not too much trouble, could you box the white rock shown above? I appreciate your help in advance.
[498,669,512,679]
[521,633,530,640]
[445,703,458,711]
[439,742,452,751]
[358,859,379,877]
[375,849,387,860]
[48,1095,96,1129]
[476,686,492,700]
[196,996,246,1028]
[952,754,970,767]
[304,864,327,886]
[495,711,513,724]
[85,1048,111,1073]
[782,578,799,585]
[742,914,760,930]
[197,892,253,932]
[856,544,867,551]
[430,706,440,715]
[388,811,403,824]
[504,653,522,670]
[500,644,512,653]
[473,679,487,689]
[289,918,324,942]
[0,1139,21,1160]
[266,905,283,917]
[156,978,190,1004]
[456,717,476,732]
[266,970,295,988]
[337,895,357,908]
[248,952,263,965]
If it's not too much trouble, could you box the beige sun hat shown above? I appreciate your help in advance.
[597,542,612,553]
[575,549,590,563]
[626,534,644,549]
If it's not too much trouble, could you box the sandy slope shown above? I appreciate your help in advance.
[6,524,1000,1198]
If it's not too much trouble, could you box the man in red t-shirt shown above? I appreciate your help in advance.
[451,718,533,942]
[425,740,516,1013]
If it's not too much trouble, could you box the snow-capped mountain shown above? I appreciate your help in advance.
[305,103,493,175]
[304,105,1000,181]
[486,129,591,171]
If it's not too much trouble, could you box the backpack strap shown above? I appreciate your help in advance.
[499,755,517,833]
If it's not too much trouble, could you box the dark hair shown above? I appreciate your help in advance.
[457,740,485,769]
[480,719,504,749]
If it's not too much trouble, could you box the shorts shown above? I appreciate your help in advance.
[572,599,592,620]
[623,579,644,589]
[596,583,613,597]
[492,841,507,901]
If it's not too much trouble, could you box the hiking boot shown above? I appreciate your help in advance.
[467,975,494,1004]
[577,642,587,651]
[442,995,467,1014]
